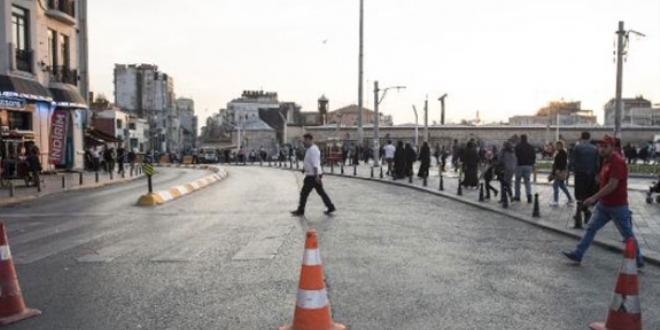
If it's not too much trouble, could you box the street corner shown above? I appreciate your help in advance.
[136,165,229,207]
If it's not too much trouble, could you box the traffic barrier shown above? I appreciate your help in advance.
[590,238,642,330]
[137,165,229,206]
[532,193,541,218]
[0,223,41,326]
[183,155,194,164]
[279,230,346,330]
[158,155,170,164]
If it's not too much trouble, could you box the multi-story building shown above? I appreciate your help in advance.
[0,0,89,170]
[114,63,179,153]
[603,96,655,126]
[509,101,597,126]
[176,98,197,151]
[327,104,394,127]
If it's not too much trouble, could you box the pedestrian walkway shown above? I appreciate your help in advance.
[0,170,144,205]
[262,160,660,264]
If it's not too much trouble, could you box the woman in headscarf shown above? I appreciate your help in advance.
[393,141,406,179]
[417,142,431,178]
[497,141,517,202]
[461,141,480,188]
[404,143,417,178]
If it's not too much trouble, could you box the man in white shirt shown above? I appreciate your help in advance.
[291,134,336,216]
[383,140,396,176]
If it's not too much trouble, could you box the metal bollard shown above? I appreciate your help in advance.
[95,171,99,183]
[122,171,126,179]
[9,182,15,197]
[502,188,509,209]
[380,166,383,179]
[423,176,427,187]
[296,160,299,170]
[479,183,485,202]
[79,172,84,185]
[341,164,344,175]
[409,175,413,183]
[37,179,42,192]
[371,167,374,178]
[532,166,537,183]
[331,162,334,174]
[62,176,66,189]
[457,178,463,196]
[533,193,541,218]
[110,171,114,180]
[439,172,444,191]
[353,165,357,176]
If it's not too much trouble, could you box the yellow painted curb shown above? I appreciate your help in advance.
[137,193,165,206]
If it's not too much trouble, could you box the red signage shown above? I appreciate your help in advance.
[49,110,69,165]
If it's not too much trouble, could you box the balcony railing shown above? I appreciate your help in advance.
[47,0,76,18]
[51,66,78,86]
[15,49,33,73]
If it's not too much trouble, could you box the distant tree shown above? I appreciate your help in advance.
[90,94,110,111]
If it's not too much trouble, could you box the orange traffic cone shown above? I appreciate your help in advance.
[0,223,41,326]
[280,230,345,330]
[590,238,642,330]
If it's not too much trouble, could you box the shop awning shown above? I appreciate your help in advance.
[85,128,123,145]
[0,74,53,102]
[50,85,87,108]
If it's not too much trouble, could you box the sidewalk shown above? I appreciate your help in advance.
[262,160,660,265]
[0,170,145,206]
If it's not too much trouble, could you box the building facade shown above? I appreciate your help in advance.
[176,98,197,151]
[327,104,394,127]
[114,63,179,153]
[603,96,656,126]
[0,0,88,170]
[509,101,597,126]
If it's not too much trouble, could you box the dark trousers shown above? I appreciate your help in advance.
[297,176,334,212]
[574,172,597,201]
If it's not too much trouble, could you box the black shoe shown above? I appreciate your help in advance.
[527,194,533,203]
[290,210,304,216]
[324,206,336,215]
[512,197,521,202]
[561,251,582,264]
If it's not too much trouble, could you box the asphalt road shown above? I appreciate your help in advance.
[1,166,658,330]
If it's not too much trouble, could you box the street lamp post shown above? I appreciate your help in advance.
[373,81,405,167]
[412,105,419,148]
[438,94,448,125]
[424,96,429,143]
[277,111,288,145]
[357,0,364,146]
[613,21,645,138]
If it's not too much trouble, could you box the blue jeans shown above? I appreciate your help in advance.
[553,179,572,202]
[573,204,644,267]
[514,165,533,199]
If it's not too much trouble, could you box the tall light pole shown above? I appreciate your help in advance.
[613,21,645,138]
[424,95,429,143]
[357,0,364,146]
[438,94,448,125]
[373,81,405,166]
[277,111,288,146]
[412,105,419,148]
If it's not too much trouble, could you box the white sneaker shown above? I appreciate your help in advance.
[566,200,575,205]
[549,201,559,207]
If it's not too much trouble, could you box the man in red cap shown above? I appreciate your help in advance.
[562,134,644,270]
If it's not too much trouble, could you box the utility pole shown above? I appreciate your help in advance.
[613,21,646,138]
[424,96,429,144]
[374,81,380,167]
[357,0,364,146]
[438,94,448,125]
[412,106,419,148]
[614,21,625,139]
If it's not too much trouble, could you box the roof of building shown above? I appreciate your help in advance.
[328,104,375,114]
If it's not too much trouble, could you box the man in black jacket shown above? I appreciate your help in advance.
[514,134,536,203]
[571,131,599,228]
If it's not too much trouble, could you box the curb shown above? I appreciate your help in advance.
[136,164,228,206]
[258,164,660,267]
[0,173,146,207]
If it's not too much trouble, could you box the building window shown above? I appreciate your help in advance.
[59,34,70,68]
[8,111,31,131]
[11,6,29,51]
[128,123,136,130]
[48,29,57,67]
[116,119,123,129]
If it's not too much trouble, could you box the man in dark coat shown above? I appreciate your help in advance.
[461,141,480,187]
[404,143,417,178]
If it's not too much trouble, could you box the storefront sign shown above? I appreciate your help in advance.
[0,96,26,111]
[49,110,69,165]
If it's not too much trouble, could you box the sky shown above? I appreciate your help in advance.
[88,0,660,126]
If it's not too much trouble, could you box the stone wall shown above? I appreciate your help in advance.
[303,125,660,147]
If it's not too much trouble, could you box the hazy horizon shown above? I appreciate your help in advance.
[88,0,660,126]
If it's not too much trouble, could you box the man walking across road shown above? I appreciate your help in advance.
[571,131,599,228]
[291,134,336,216]
[562,135,644,270]
[383,140,396,176]
[514,134,536,203]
